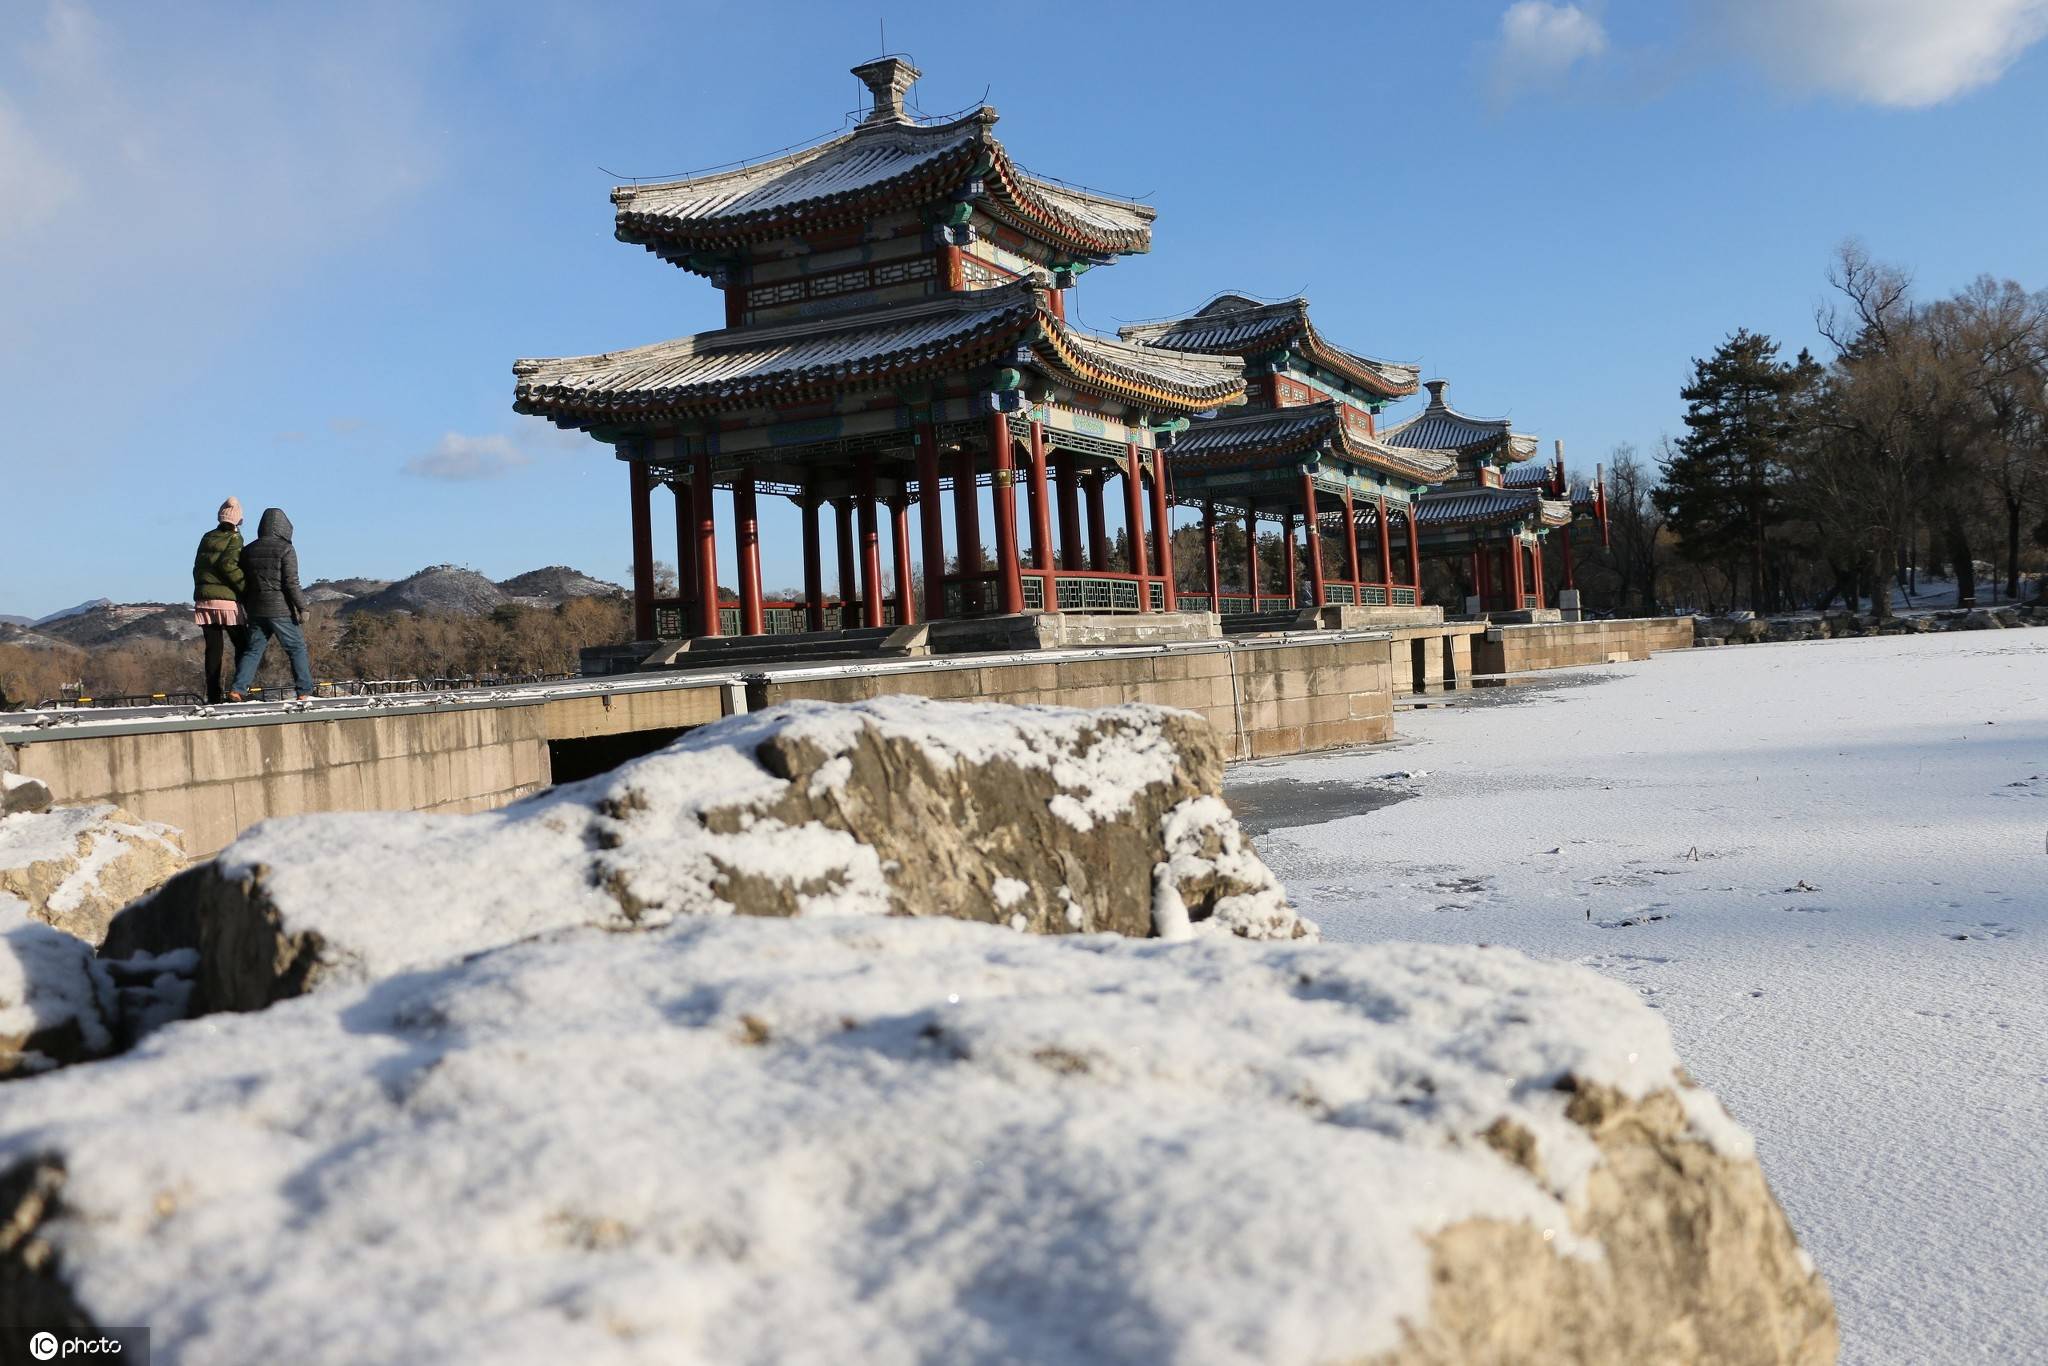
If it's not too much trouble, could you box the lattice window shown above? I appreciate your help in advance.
[874,257,935,286]
[960,258,1011,289]
[808,267,870,297]
[754,280,806,305]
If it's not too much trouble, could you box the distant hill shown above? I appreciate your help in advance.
[0,622,74,651]
[340,565,507,618]
[307,577,393,602]
[34,604,198,648]
[6,567,624,640]
[32,598,112,627]
[497,566,624,605]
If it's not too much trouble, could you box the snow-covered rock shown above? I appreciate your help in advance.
[2,771,52,816]
[105,698,1309,1013]
[0,900,118,1075]
[0,916,1833,1363]
[0,805,186,946]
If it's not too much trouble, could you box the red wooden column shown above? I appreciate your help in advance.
[1407,509,1422,590]
[1245,502,1261,605]
[1122,443,1150,612]
[1055,452,1083,570]
[856,451,884,628]
[891,493,915,626]
[953,441,983,613]
[690,450,720,638]
[1282,512,1298,606]
[834,499,858,628]
[1299,473,1325,607]
[1377,494,1394,592]
[734,472,765,636]
[987,411,1025,615]
[1203,501,1221,606]
[1027,419,1055,609]
[800,485,824,632]
[1341,485,1361,591]
[628,461,656,640]
[916,421,947,623]
[1560,525,1576,592]
[1150,445,1176,612]
[673,479,698,632]
[1085,471,1109,571]
[1473,546,1490,611]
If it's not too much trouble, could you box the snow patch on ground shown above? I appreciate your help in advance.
[1234,631,2048,1363]
[0,916,1734,1364]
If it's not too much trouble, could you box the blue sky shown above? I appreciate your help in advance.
[3,0,2045,617]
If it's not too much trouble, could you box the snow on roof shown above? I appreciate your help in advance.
[1122,295,1420,399]
[515,284,1244,423]
[0,913,1746,1362]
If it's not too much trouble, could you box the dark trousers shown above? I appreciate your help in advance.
[202,624,249,704]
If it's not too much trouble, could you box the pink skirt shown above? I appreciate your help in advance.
[193,599,245,627]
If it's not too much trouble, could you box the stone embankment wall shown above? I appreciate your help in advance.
[4,684,728,857]
[3,633,1398,856]
[755,634,1396,761]
[1472,617,1695,682]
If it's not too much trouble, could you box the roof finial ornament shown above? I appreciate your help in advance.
[1424,378,1449,408]
[851,55,920,124]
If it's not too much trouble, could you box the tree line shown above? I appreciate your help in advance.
[1634,243,2047,618]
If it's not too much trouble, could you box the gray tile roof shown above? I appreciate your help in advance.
[612,107,1153,263]
[1174,406,1336,459]
[1121,295,1419,398]
[516,289,1040,420]
[1055,329,1245,398]
[1380,379,1540,461]
[1354,487,1568,529]
[1171,403,1456,482]
[514,283,1240,424]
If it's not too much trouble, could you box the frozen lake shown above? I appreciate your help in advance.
[1230,631,2048,1365]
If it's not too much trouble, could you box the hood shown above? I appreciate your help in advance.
[257,508,293,541]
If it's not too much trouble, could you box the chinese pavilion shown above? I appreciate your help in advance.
[1370,381,1609,613]
[1120,295,1455,613]
[513,57,1244,641]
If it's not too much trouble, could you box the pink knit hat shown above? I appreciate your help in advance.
[218,496,242,526]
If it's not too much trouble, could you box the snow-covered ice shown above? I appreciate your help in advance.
[1231,631,2048,1365]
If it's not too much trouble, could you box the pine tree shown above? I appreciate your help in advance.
[1655,330,1806,612]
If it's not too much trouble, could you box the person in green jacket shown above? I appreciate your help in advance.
[192,496,249,704]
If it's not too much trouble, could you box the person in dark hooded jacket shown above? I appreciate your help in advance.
[227,507,317,701]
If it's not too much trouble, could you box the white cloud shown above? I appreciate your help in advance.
[405,433,535,482]
[0,95,75,239]
[403,422,583,481]
[1491,2,1611,101]
[0,2,450,362]
[1700,0,2048,107]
